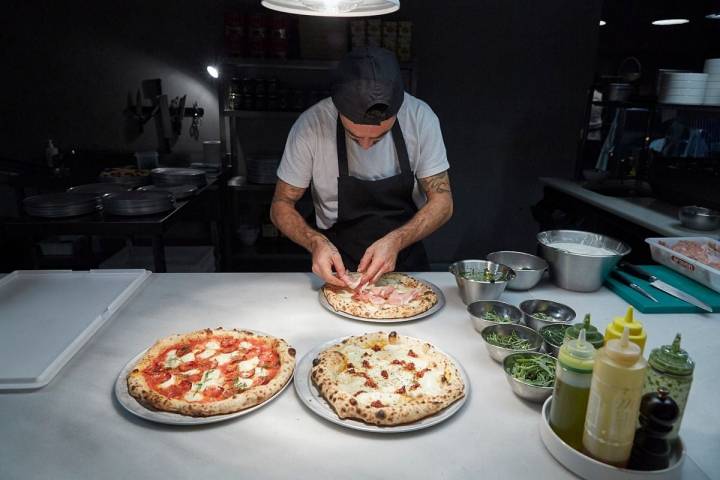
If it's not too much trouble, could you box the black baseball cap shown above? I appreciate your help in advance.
[331,47,405,125]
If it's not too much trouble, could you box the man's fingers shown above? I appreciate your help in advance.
[315,257,345,287]
[357,250,372,274]
[331,254,350,285]
[363,257,386,286]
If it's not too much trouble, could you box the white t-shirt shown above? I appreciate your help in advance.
[276,93,449,229]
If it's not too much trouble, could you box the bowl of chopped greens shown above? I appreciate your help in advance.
[468,301,523,332]
[503,352,556,403]
[520,299,576,332]
[480,323,543,363]
[539,323,573,356]
[449,260,516,305]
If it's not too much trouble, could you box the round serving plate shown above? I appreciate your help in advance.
[317,278,445,323]
[115,331,295,426]
[294,335,469,433]
[539,397,686,480]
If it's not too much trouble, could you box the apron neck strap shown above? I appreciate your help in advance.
[336,116,412,177]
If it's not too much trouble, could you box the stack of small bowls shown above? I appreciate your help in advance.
[704,58,720,106]
[658,72,708,105]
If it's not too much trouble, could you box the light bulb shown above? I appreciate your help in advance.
[599,20,607,26]
[300,0,361,14]
[206,66,219,79]
[651,18,690,26]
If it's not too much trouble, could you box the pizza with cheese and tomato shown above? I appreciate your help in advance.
[127,328,295,416]
[311,331,465,426]
[322,272,438,319]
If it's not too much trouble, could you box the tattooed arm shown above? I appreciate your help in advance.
[358,170,453,282]
[270,180,348,286]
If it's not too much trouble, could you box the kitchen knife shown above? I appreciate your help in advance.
[610,270,658,303]
[618,263,713,312]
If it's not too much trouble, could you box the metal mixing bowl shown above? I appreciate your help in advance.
[678,206,720,231]
[480,323,543,363]
[537,230,631,292]
[503,352,556,403]
[539,323,573,356]
[449,260,516,305]
[486,251,548,290]
[520,299,576,332]
[468,300,523,332]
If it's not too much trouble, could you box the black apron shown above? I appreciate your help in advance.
[321,116,430,272]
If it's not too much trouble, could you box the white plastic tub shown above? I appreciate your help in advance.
[645,237,720,293]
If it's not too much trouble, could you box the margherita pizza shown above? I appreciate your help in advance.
[127,328,295,416]
[311,331,465,426]
[322,272,438,319]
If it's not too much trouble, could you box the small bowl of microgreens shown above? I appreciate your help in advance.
[468,301,523,332]
[480,323,543,363]
[449,260,516,305]
[503,352,556,403]
[539,323,573,356]
[519,299,576,332]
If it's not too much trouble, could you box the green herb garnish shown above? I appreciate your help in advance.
[511,356,556,387]
[486,331,532,350]
[541,324,571,346]
[460,268,505,282]
[480,309,510,323]
[531,312,552,321]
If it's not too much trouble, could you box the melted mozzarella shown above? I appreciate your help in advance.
[254,367,269,378]
[215,352,237,365]
[184,390,204,402]
[158,375,176,389]
[197,349,216,360]
[336,372,367,395]
[240,341,252,349]
[180,352,195,363]
[234,378,253,390]
[200,369,224,390]
[205,341,221,350]
[238,357,260,372]
[342,345,371,366]
[183,369,200,376]
[356,391,402,406]
[164,350,180,368]
[408,368,444,398]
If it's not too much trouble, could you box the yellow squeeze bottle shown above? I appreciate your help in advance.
[583,326,647,467]
[604,306,647,353]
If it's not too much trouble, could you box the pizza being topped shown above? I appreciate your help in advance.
[127,328,295,417]
[322,272,438,319]
[311,331,465,426]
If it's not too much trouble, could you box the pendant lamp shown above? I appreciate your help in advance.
[261,0,399,17]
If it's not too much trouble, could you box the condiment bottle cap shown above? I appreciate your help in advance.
[559,328,596,372]
[612,307,644,335]
[648,333,695,376]
[605,326,641,365]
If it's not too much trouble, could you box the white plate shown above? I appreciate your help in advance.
[115,338,294,426]
[539,397,685,479]
[317,278,445,323]
[294,335,469,433]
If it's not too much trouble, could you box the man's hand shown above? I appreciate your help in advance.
[357,233,402,284]
[310,236,349,287]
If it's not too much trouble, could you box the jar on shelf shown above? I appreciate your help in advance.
[227,77,241,110]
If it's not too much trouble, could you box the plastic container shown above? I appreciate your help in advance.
[643,334,694,441]
[583,327,648,467]
[645,237,720,293]
[604,306,647,353]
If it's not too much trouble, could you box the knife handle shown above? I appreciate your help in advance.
[618,262,655,282]
[611,269,635,287]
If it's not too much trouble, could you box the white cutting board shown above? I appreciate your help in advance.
[0,269,150,390]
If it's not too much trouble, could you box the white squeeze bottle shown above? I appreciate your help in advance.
[582,326,647,467]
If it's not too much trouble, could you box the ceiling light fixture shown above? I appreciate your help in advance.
[651,18,690,26]
[206,66,219,79]
[707,13,720,19]
[262,0,399,17]
[599,20,607,26]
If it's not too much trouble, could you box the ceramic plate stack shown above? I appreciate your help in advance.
[67,183,131,196]
[23,193,101,218]
[247,155,280,184]
[103,191,176,216]
[657,72,708,105]
[703,58,720,105]
[137,184,198,200]
[151,168,207,187]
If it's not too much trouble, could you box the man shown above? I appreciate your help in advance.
[270,47,452,288]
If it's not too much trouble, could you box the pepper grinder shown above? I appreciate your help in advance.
[628,387,680,471]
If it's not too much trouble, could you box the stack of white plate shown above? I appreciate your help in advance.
[658,72,708,105]
[23,193,102,218]
[102,191,176,216]
[151,168,207,187]
[703,58,720,105]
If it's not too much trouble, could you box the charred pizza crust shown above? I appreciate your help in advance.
[127,328,295,417]
[311,331,465,426]
[322,272,438,319]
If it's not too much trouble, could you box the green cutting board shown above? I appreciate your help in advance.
[605,265,720,314]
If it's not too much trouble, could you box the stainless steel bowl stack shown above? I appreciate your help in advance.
[23,193,102,218]
[468,301,523,332]
[151,168,207,187]
[520,299,576,332]
[503,352,556,403]
[448,259,516,305]
[103,191,176,216]
[678,206,720,231]
[137,184,198,201]
[486,251,548,290]
[480,323,543,363]
[537,230,631,292]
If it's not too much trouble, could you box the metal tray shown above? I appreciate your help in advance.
[114,333,294,426]
[539,397,686,480]
[317,278,445,323]
[293,335,469,433]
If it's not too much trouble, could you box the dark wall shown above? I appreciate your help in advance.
[1,0,602,266]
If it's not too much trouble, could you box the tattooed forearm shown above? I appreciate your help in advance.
[419,171,451,194]
[270,180,326,252]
